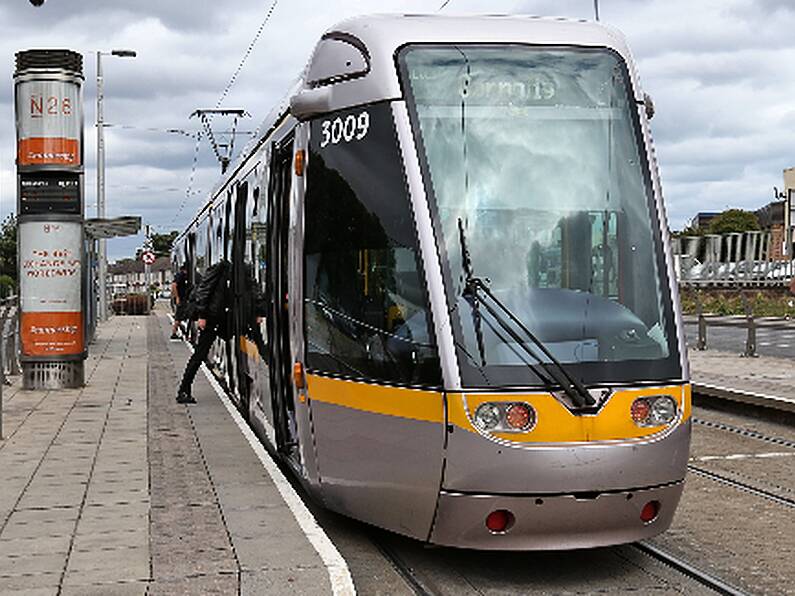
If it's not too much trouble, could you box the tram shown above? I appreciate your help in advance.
[172,14,690,550]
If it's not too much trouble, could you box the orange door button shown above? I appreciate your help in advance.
[293,361,306,390]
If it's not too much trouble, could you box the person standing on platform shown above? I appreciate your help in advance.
[176,260,232,404]
[170,263,191,340]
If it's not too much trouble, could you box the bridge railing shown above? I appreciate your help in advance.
[673,232,794,287]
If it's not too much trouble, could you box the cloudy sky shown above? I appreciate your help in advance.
[0,0,793,260]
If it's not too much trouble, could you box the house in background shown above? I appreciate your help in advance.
[108,256,173,295]
[687,212,720,231]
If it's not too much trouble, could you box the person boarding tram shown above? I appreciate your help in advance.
[176,259,266,404]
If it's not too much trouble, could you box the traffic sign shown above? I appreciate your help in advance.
[141,250,156,265]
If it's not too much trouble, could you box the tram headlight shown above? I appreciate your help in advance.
[474,403,501,431]
[631,395,677,427]
[649,396,677,425]
[473,402,536,433]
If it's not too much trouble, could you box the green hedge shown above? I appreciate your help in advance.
[679,287,795,317]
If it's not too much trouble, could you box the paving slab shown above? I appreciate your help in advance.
[151,310,337,594]
[0,312,344,595]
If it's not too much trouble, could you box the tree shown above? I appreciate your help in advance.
[0,214,16,281]
[151,231,179,257]
[707,209,760,235]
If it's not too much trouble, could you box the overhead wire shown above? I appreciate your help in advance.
[103,123,256,139]
[169,0,280,230]
[215,0,280,110]
[170,131,204,229]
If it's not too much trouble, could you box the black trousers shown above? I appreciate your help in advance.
[178,323,221,395]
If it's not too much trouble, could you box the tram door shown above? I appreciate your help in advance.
[231,182,251,411]
[222,193,237,396]
[266,139,298,457]
[185,233,197,344]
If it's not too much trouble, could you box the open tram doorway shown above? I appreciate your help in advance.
[231,181,252,415]
[221,191,238,398]
[184,232,197,344]
[266,137,298,458]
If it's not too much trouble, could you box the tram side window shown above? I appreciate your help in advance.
[195,217,209,277]
[212,207,223,266]
[304,102,441,387]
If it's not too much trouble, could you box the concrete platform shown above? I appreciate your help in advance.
[689,348,795,413]
[0,313,352,595]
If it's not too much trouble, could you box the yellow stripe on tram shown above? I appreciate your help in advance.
[306,374,444,424]
[239,336,261,359]
[304,374,690,443]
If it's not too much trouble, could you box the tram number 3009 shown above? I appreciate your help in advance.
[319,111,370,148]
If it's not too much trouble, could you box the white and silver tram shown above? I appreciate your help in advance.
[173,14,690,550]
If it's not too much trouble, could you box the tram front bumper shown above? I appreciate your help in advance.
[428,481,683,550]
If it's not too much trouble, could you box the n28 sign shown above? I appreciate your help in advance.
[319,111,370,148]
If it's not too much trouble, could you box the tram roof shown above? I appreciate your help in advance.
[180,14,643,243]
[298,14,642,110]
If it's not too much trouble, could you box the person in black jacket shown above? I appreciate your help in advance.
[176,260,233,403]
[176,260,267,404]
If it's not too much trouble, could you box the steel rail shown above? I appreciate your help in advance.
[634,541,749,596]
[692,417,795,450]
[370,533,438,596]
[687,465,795,508]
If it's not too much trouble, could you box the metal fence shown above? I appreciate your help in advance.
[673,232,794,286]
[684,292,794,357]
[0,296,20,439]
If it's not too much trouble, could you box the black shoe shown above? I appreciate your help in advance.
[176,390,196,404]
[170,333,179,340]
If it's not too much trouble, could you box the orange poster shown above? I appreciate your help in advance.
[20,311,84,357]
[17,137,80,166]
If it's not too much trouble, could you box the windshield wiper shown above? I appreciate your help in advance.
[457,218,596,409]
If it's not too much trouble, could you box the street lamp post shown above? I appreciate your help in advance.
[96,49,136,321]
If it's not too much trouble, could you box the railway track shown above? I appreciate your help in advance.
[692,417,795,449]
[687,465,795,507]
[690,412,795,507]
[634,541,748,596]
[370,532,438,596]
[375,530,753,596]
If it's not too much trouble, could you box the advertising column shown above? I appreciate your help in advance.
[15,49,85,389]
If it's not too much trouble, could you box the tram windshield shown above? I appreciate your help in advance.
[399,45,681,386]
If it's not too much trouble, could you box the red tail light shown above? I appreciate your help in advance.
[505,404,531,430]
[631,398,651,424]
[640,500,660,523]
[485,509,514,533]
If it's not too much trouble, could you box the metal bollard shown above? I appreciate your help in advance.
[695,291,707,350]
[742,292,757,358]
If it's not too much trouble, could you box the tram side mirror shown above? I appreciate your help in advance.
[643,93,655,120]
[290,87,333,121]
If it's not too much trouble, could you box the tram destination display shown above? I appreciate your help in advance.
[19,172,80,214]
